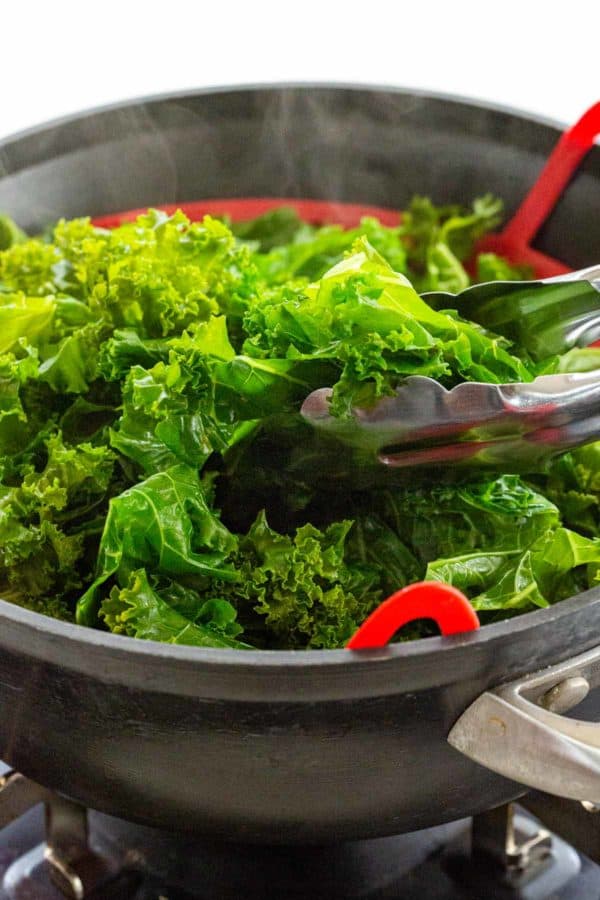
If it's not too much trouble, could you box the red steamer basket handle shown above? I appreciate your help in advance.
[500,101,600,250]
[346,581,479,650]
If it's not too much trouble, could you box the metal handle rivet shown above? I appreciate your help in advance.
[488,716,507,735]
[540,676,590,714]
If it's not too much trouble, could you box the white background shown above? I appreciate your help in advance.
[1,1,597,138]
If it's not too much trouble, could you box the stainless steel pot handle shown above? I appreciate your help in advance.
[448,644,600,802]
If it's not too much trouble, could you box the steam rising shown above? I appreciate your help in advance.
[0,87,431,231]
[0,86,582,247]
[252,87,427,221]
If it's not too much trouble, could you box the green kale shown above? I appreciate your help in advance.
[213,512,382,649]
[77,464,238,626]
[0,432,117,617]
[399,194,503,292]
[231,207,305,252]
[100,568,248,649]
[0,214,27,251]
[476,253,532,283]
[0,200,596,649]
[427,527,600,613]
[243,238,532,418]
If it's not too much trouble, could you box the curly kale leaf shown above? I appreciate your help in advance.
[110,361,219,474]
[213,511,382,648]
[100,568,248,648]
[77,464,238,626]
[0,294,55,354]
[253,215,407,285]
[427,527,600,612]
[108,318,237,474]
[235,198,503,294]
[243,237,532,418]
[366,474,600,617]
[7,199,591,648]
[399,194,502,292]
[1,211,259,369]
[0,346,40,458]
[0,433,117,616]
[538,443,600,538]
[345,514,421,595]
[476,253,533,283]
[231,207,305,252]
[375,475,560,563]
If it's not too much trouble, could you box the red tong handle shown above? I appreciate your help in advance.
[347,581,479,649]
[500,102,600,251]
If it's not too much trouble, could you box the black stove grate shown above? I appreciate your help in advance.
[0,797,600,899]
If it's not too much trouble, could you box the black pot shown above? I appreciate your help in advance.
[0,85,599,844]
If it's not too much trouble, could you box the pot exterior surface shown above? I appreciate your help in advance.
[0,86,599,841]
[2,585,600,841]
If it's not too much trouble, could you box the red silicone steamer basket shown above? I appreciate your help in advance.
[91,198,401,231]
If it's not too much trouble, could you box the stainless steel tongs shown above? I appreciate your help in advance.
[301,266,600,471]
[424,264,600,360]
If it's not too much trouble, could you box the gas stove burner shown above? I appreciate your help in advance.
[1,769,600,899]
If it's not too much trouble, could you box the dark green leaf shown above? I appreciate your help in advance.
[76,464,237,626]
[100,569,249,648]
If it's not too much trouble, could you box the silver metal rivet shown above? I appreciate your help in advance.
[540,676,590,714]
[488,716,507,735]
[581,801,600,813]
